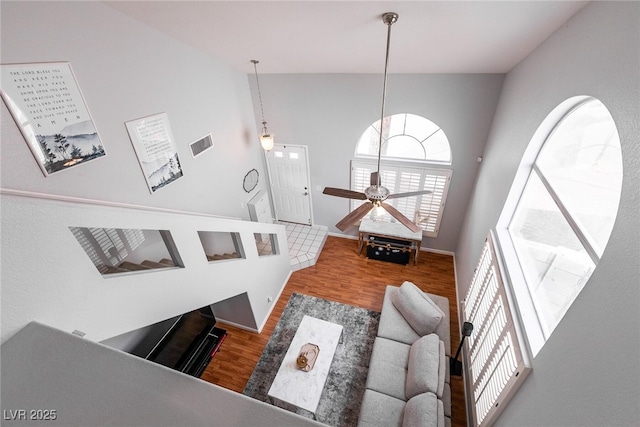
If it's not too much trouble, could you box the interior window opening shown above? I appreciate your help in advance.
[198,231,245,262]
[255,233,279,256]
[70,227,183,275]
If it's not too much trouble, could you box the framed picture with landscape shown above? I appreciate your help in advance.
[125,112,184,193]
[0,61,106,176]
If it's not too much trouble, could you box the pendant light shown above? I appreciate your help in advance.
[251,59,274,151]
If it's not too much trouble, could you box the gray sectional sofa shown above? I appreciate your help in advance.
[358,282,452,427]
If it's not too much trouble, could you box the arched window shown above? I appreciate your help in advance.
[351,113,452,236]
[355,113,452,164]
[496,97,623,355]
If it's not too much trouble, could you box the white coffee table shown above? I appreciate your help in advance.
[267,315,343,416]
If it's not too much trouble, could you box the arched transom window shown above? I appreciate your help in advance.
[355,113,452,164]
[351,113,453,237]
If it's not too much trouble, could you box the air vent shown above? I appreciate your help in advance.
[190,133,214,158]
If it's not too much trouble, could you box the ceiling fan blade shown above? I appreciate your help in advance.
[387,189,433,199]
[335,202,374,232]
[380,202,422,233]
[323,187,368,200]
[370,171,381,186]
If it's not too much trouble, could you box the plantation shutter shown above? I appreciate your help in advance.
[122,228,145,251]
[418,173,449,234]
[462,232,532,427]
[394,170,422,218]
[350,160,451,237]
[70,227,108,273]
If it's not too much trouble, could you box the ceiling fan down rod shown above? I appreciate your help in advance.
[376,12,398,185]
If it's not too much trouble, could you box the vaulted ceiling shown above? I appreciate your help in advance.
[104,1,588,74]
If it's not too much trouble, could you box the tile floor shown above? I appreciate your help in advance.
[278,221,328,271]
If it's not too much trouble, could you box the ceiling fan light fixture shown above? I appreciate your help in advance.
[373,202,385,218]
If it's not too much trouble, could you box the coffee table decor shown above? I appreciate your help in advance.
[297,343,320,371]
[243,293,380,427]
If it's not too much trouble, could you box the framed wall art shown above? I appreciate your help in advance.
[0,62,106,176]
[125,112,183,193]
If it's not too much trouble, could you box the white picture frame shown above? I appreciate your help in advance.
[0,61,106,176]
[125,112,183,193]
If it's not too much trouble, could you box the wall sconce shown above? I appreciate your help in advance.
[251,59,274,151]
[450,321,474,376]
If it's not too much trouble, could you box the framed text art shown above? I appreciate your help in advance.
[125,112,183,193]
[0,62,106,176]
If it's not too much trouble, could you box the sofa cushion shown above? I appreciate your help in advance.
[438,398,445,427]
[378,287,422,345]
[391,281,445,336]
[437,340,446,397]
[378,286,452,356]
[357,389,406,427]
[428,293,451,357]
[441,383,451,418]
[405,334,445,399]
[402,392,439,427]
[366,337,411,401]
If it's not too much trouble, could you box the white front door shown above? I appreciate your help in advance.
[266,144,312,225]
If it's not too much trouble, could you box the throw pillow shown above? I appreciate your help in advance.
[403,392,439,427]
[406,334,445,399]
[391,281,444,336]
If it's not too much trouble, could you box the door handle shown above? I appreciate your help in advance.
[303,192,308,196]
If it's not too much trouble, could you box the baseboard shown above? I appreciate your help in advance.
[419,246,455,256]
[215,318,259,334]
[254,269,292,333]
[328,231,359,240]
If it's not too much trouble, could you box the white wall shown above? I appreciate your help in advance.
[455,2,640,426]
[1,193,291,344]
[1,1,287,343]
[1,1,267,219]
[248,73,504,252]
[1,322,324,427]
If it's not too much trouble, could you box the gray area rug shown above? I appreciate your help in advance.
[243,293,380,427]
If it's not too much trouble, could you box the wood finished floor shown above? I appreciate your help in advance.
[200,235,467,427]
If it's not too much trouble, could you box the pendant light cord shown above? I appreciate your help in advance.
[251,60,268,130]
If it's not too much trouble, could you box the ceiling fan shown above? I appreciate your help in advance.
[323,12,431,233]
